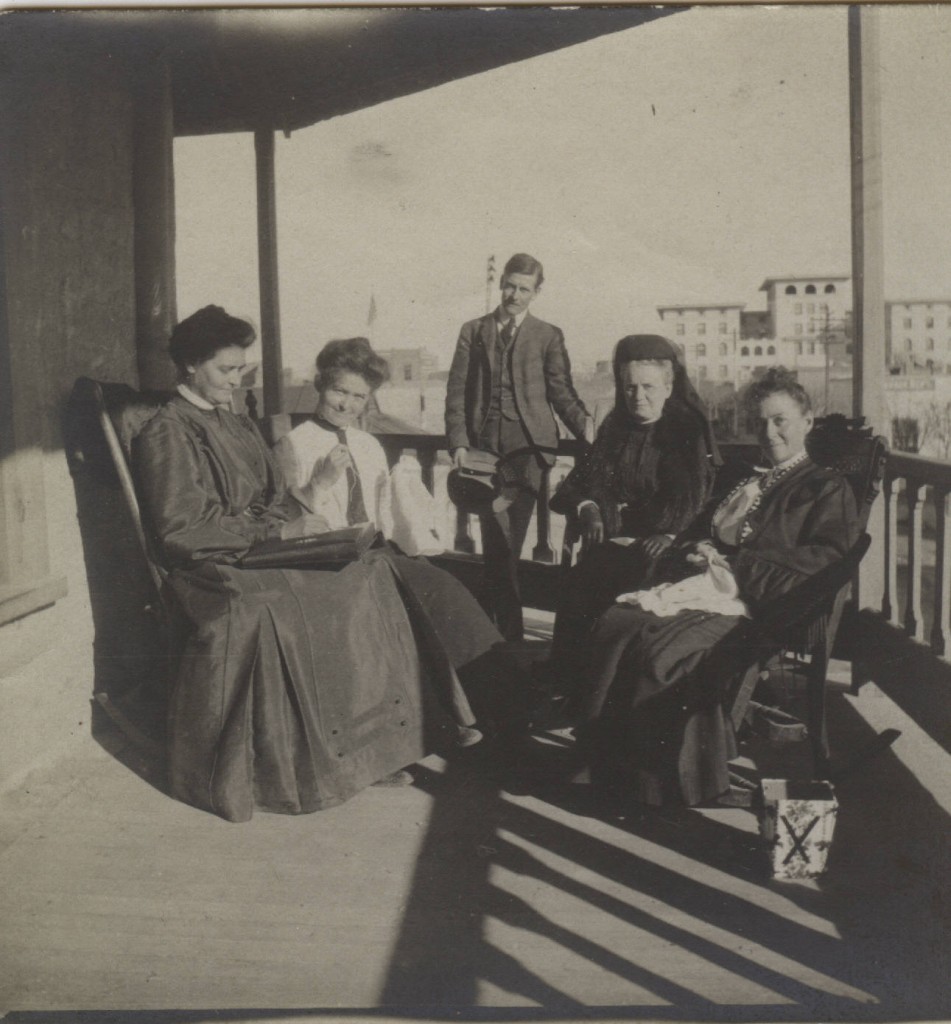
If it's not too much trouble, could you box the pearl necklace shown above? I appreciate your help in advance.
[714,449,809,543]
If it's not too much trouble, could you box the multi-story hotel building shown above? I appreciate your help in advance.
[759,274,852,376]
[885,299,951,372]
[655,303,744,384]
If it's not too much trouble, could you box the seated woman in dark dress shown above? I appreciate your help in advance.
[134,306,514,822]
[560,367,857,806]
[548,334,719,692]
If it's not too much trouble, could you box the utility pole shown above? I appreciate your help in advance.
[485,255,496,315]
[810,308,848,414]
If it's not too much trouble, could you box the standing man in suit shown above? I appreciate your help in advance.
[446,253,589,640]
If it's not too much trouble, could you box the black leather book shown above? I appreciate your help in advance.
[239,522,382,569]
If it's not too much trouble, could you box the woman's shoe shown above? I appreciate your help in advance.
[456,725,484,748]
[373,769,414,787]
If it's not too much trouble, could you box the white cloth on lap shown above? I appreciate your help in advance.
[616,562,750,618]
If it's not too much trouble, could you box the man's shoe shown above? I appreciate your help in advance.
[373,769,414,787]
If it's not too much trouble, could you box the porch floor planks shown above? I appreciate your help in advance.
[1,667,950,1018]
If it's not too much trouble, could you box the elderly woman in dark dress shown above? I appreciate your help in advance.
[133,306,508,822]
[547,334,719,692]
[561,367,858,806]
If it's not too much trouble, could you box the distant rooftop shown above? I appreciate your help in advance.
[656,302,746,312]
[759,275,850,291]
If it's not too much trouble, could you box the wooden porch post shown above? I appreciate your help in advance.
[133,61,177,391]
[255,128,284,416]
[849,4,887,610]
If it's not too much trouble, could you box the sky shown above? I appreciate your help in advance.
[175,5,951,378]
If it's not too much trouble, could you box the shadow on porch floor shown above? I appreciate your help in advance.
[1,642,949,1023]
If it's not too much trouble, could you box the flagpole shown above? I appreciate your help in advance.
[366,292,377,340]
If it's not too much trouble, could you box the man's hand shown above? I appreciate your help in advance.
[578,502,604,548]
[452,447,469,470]
[640,534,673,560]
[311,444,352,488]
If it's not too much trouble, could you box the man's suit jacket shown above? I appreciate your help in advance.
[445,311,588,464]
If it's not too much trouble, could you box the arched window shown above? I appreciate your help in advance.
[785,285,797,295]
[805,284,817,295]
[754,346,763,356]
[824,283,836,294]
[906,338,914,352]
[927,337,935,351]
[718,342,727,356]
[767,345,776,355]
[740,346,749,356]
[696,343,707,357]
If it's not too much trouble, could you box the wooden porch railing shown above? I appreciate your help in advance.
[879,451,951,657]
[373,432,588,562]
[326,423,951,663]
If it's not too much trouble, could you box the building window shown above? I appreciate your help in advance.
[825,283,836,294]
[718,322,727,334]
[718,342,727,356]
[740,346,749,356]
[808,343,816,355]
[808,322,816,334]
[927,337,935,351]
[906,338,914,352]
[785,285,797,295]
[794,303,803,315]
[696,343,707,357]
[676,324,685,335]
[797,342,803,355]
[926,316,935,328]
[698,365,708,380]
[805,284,817,294]
[767,345,776,355]
[403,365,413,381]
[718,365,728,379]
[754,345,763,356]
[697,322,706,335]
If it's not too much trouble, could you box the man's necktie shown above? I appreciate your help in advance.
[500,318,515,348]
[334,427,368,526]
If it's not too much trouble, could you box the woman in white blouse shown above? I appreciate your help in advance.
[276,337,533,743]
[275,338,393,535]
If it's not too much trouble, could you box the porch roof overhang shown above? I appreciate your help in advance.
[2,7,677,137]
[165,7,677,137]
